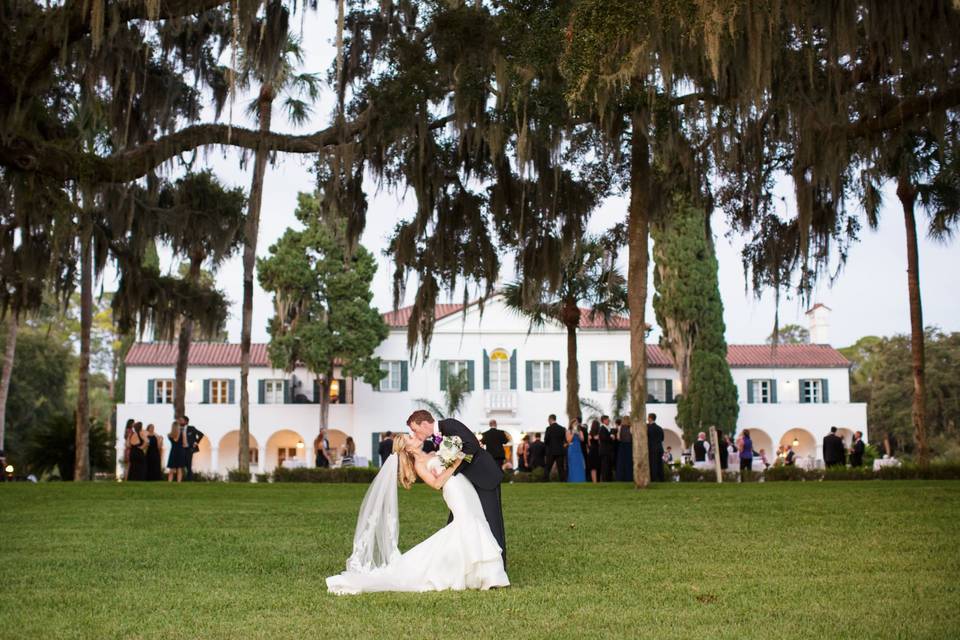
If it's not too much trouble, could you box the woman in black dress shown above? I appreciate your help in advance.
[167,421,188,482]
[587,420,602,483]
[145,423,164,481]
[127,422,148,481]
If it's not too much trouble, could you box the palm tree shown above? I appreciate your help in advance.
[414,369,471,419]
[503,237,627,426]
[237,13,320,473]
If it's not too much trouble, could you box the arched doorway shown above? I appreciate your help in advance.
[219,431,260,473]
[780,428,817,459]
[324,429,349,465]
[192,435,212,472]
[265,429,309,472]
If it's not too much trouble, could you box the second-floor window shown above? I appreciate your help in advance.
[530,361,554,392]
[152,379,174,404]
[748,379,774,404]
[264,380,285,404]
[380,361,406,392]
[209,379,231,404]
[647,378,673,403]
[595,361,619,392]
[801,378,827,404]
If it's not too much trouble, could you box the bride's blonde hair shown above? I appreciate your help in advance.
[393,434,417,489]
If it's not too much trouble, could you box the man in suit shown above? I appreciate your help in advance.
[179,415,204,481]
[528,433,546,471]
[849,430,865,467]
[823,426,845,468]
[543,414,567,482]
[408,410,507,568]
[378,431,394,465]
[646,413,665,482]
[482,420,508,469]
[599,415,616,482]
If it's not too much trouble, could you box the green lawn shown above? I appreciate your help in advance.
[1,481,958,639]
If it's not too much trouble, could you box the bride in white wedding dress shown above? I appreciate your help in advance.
[326,434,509,595]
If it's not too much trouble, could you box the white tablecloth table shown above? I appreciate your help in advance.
[873,457,901,471]
[796,457,819,471]
[281,459,306,469]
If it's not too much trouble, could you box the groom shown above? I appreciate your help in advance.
[407,409,507,569]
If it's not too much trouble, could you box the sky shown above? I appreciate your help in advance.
[140,7,960,350]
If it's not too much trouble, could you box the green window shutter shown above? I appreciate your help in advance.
[799,379,808,404]
[281,379,290,403]
[371,433,381,468]
[147,379,155,404]
[258,380,265,404]
[770,379,778,403]
[228,379,235,404]
[747,379,755,404]
[466,361,475,391]
[440,361,449,391]
[400,361,408,392]
[525,360,533,391]
[665,379,674,403]
[590,361,598,392]
[202,379,210,404]
[483,350,490,390]
[313,379,321,403]
[821,378,829,403]
[509,349,517,390]
[617,361,625,383]
[552,360,561,392]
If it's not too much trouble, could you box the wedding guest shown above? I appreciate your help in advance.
[167,421,187,483]
[315,429,330,468]
[646,413,665,482]
[516,435,531,472]
[739,429,754,473]
[340,437,356,467]
[693,432,710,469]
[785,446,796,466]
[663,446,674,464]
[822,426,845,468]
[482,420,508,469]
[849,431,865,467]
[615,416,633,482]
[543,414,567,481]
[528,433,546,472]
[144,423,164,481]
[126,422,148,481]
[179,416,204,480]
[587,420,602,483]
[759,448,770,469]
[122,419,135,480]
[717,429,729,471]
[566,420,587,483]
[378,431,394,465]
[599,415,616,482]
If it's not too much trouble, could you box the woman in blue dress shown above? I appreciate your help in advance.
[566,419,587,483]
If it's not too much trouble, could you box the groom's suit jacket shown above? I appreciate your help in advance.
[423,418,503,491]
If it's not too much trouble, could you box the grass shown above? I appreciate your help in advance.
[1,481,959,640]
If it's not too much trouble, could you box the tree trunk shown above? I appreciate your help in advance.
[239,86,274,474]
[628,112,651,489]
[0,313,18,456]
[564,320,580,425]
[174,257,202,421]
[74,216,93,481]
[897,175,928,467]
[318,374,330,437]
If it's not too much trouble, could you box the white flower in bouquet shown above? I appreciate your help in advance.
[436,435,473,468]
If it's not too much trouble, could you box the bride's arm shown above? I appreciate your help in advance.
[415,457,463,490]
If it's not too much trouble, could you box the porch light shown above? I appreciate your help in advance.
[296,440,305,450]
[4,464,12,474]
[792,437,800,448]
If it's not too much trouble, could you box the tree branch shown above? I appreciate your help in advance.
[842,85,960,139]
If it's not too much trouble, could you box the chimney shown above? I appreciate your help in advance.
[805,304,831,344]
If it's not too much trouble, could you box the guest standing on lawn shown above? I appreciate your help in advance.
[528,433,546,472]
[315,430,330,468]
[739,430,754,473]
[481,420,508,469]
[127,422,148,481]
[378,431,394,465]
[646,413,665,482]
[615,417,633,482]
[144,424,164,481]
[543,415,567,482]
[340,437,356,467]
[586,420,601,483]
[167,421,188,483]
[849,431,865,467]
[599,416,616,482]
[566,420,586,483]
[516,435,530,472]
[121,419,135,480]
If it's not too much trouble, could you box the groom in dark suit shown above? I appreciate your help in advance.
[407,410,507,569]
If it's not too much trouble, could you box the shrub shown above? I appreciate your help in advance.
[271,466,379,483]
[677,465,707,482]
[255,473,270,483]
[823,466,875,481]
[227,469,252,483]
[190,471,222,482]
[512,468,548,483]
[763,465,811,482]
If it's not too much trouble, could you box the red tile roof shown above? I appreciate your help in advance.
[381,302,631,329]
[125,342,272,367]
[127,341,848,369]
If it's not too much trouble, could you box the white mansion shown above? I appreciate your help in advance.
[116,298,867,475]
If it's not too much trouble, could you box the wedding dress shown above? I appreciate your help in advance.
[326,455,509,595]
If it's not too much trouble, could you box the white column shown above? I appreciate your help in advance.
[210,447,219,475]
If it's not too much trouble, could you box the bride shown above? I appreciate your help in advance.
[326,434,510,595]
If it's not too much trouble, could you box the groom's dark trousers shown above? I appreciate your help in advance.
[424,418,507,569]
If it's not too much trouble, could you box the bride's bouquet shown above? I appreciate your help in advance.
[436,435,473,468]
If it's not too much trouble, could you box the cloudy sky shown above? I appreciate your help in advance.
[148,7,959,349]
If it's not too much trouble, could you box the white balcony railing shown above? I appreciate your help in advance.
[484,391,517,414]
